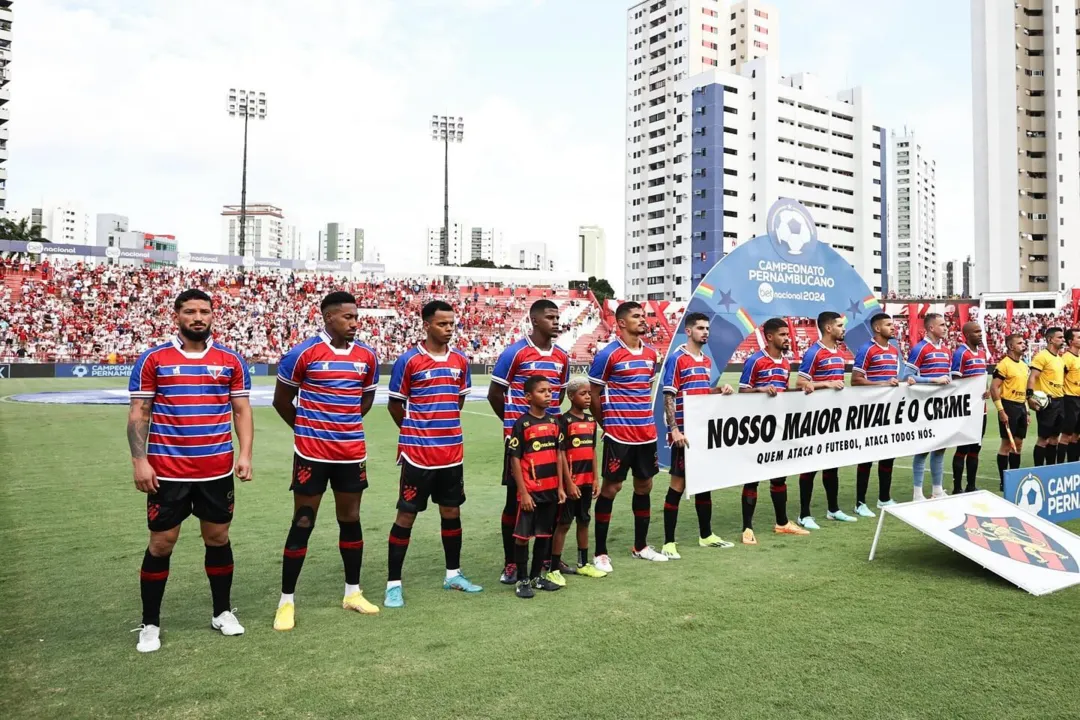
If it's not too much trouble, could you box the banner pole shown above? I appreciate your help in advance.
[868,509,888,561]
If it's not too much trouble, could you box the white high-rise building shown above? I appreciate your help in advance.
[470,226,505,265]
[0,2,11,213]
[221,203,287,259]
[426,222,468,265]
[889,131,937,297]
[625,0,780,301]
[319,224,364,262]
[19,201,91,244]
[511,242,553,272]
[578,225,607,277]
[972,0,1080,293]
[282,225,302,261]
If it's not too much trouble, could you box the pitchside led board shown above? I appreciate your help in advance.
[654,198,876,471]
[1004,462,1080,526]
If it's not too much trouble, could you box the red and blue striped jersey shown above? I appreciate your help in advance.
[951,344,988,378]
[853,340,901,382]
[798,341,846,382]
[588,338,658,445]
[388,344,472,469]
[907,339,950,379]
[277,332,379,463]
[661,344,712,433]
[129,337,250,482]
[740,350,790,390]
[491,337,570,437]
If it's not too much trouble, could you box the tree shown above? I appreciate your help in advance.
[0,217,45,242]
[462,258,496,269]
[587,276,615,302]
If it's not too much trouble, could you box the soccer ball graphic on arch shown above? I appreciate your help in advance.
[772,208,813,255]
[1015,474,1045,515]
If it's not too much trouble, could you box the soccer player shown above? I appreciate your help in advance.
[127,289,252,653]
[550,376,607,581]
[738,318,810,543]
[851,312,901,514]
[660,311,735,557]
[508,376,565,598]
[1061,328,1080,463]
[906,312,953,500]
[950,321,989,493]
[589,301,665,571]
[1028,326,1066,466]
[487,299,569,585]
[990,334,1029,489]
[383,300,482,608]
[271,291,380,632]
[795,311,854,528]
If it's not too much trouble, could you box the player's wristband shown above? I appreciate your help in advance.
[994,400,1004,412]
[1026,388,1034,399]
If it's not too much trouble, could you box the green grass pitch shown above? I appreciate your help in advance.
[2,375,1079,719]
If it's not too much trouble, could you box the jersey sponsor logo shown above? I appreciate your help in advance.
[0,364,10,379]
[508,436,520,449]
[572,437,582,447]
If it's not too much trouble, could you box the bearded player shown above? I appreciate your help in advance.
[128,289,253,653]
[850,312,900,515]
[660,311,735,558]
[488,299,570,584]
[906,312,953,500]
[949,321,989,493]
[989,334,1029,490]
[1028,326,1066,467]
[737,318,810,543]
[272,291,381,631]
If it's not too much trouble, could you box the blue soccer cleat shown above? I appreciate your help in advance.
[443,573,483,593]
[384,585,404,609]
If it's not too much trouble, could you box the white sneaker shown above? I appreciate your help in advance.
[211,610,245,636]
[135,624,160,653]
[912,490,927,502]
[593,554,613,573]
[930,487,949,500]
[631,545,669,562]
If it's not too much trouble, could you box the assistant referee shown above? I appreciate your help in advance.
[1028,327,1066,467]
[990,334,1029,490]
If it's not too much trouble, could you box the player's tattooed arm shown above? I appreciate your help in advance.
[664,393,677,429]
[126,398,152,459]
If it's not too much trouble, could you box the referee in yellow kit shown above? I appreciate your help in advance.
[1028,327,1066,466]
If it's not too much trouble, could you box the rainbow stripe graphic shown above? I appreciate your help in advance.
[735,307,755,334]
[862,295,881,311]
[696,282,715,299]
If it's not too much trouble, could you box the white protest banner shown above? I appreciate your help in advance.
[682,377,985,495]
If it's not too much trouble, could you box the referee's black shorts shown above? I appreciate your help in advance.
[1036,397,1065,439]
[998,399,1028,441]
[1064,395,1080,435]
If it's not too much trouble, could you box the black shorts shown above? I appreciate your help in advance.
[397,460,465,514]
[670,446,686,478]
[602,439,659,483]
[291,454,368,496]
[147,476,234,532]
[1064,396,1080,435]
[1037,397,1065,438]
[501,440,515,487]
[513,501,558,540]
[999,399,1029,441]
[559,484,594,525]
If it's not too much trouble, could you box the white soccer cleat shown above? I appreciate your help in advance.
[593,554,614,573]
[930,487,949,500]
[135,624,161,653]
[631,545,669,562]
[211,610,245,637]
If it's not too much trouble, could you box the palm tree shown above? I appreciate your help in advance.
[0,217,45,242]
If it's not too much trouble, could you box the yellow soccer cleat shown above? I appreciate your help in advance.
[576,563,608,578]
[741,528,758,545]
[274,602,295,631]
[343,590,380,615]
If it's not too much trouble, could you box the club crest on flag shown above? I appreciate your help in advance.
[951,515,1079,573]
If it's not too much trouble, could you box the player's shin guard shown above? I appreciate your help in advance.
[952,450,965,494]
[387,523,412,582]
[965,449,980,491]
[531,537,551,578]
[204,543,234,617]
[515,542,529,581]
[501,485,517,565]
[694,492,712,538]
[282,507,315,594]
[822,468,840,514]
[856,462,872,506]
[663,488,681,544]
[140,549,170,626]
[997,454,1009,488]
[1057,443,1069,465]
[798,472,815,518]
[1009,453,1021,469]
[631,492,651,552]
[440,516,463,571]
[741,483,758,530]
[1034,445,1046,467]
[769,478,789,526]
[338,521,363,586]
[594,495,613,556]
[878,458,894,502]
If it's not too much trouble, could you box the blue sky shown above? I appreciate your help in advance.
[10,0,973,287]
